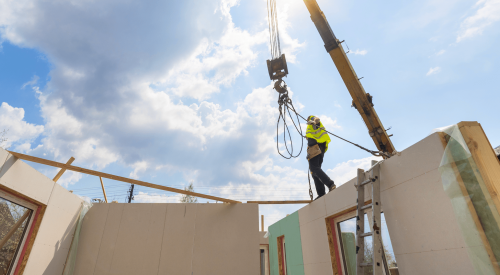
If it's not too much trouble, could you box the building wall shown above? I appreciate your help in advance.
[260,232,270,275]
[73,203,260,275]
[268,130,489,275]
[0,148,83,275]
[269,211,305,275]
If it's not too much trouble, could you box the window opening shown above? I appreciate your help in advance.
[0,197,32,275]
[336,212,397,275]
[260,249,265,275]
[380,213,397,271]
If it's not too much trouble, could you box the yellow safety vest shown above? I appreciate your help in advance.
[306,116,331,153]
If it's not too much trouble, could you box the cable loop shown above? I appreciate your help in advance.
[275,81,304,159]
[277,96,390,159]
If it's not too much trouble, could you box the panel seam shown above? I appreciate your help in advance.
[90,205,111,275]
[155,204,168,275]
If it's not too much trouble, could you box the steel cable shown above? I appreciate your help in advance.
[285,102,391,158]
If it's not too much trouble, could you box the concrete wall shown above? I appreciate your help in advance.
[269,132,479,275]
[73,203,259,275]
[0,148,83,275]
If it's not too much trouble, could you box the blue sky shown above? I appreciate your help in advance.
[1,0,499,229]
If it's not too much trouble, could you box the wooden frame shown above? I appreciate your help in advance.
[247,200,312,204]
[277,235,286,275]
[7,151,240,204]
[325,201,372,275]
[260,244,270,275]
[0,186,44,275]
[437,122,500,274]
[52,157,75,182]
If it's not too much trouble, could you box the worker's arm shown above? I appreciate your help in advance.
[302,0,395,156]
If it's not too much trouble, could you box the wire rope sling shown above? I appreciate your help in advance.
[266,0,303,160]
[265,0,391,200]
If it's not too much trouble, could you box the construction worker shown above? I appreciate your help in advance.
[306,115,336,199]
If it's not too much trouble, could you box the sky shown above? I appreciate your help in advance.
[0,0,499,230]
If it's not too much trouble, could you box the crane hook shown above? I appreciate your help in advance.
[274,78,288,94]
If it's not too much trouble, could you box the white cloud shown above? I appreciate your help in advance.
[129,161,148,179]
[350,49,368,55]
[457,0,500,42]
[272,3,306,63]
[0,102,44,150]
[57,171,83,188]
[0,0,327,211]
[325,156,382,186]
[317,115,342,131]
[162,26,268,100]
[436,50,446,56]
[21,75,39,89]
[426,66,441,76]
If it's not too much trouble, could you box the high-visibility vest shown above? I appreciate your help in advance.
[306,116,331,152]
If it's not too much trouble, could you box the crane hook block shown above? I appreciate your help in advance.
[274,79,288,94]
[267,54,288,80]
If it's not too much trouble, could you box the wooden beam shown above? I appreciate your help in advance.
[247,200,312,204]
[52,157,75,182]
[261,215,264,232]
[8,151,241,204]
[99,177,108,203]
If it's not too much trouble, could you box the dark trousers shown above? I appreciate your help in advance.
[308,143,334,197]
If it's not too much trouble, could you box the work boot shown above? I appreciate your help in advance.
[328,182,336,192]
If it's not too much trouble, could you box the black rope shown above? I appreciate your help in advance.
[276,88,304,159]
[307,169,313,200]
[284,102,390,158]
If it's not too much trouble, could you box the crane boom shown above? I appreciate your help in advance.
[303,0,396,156]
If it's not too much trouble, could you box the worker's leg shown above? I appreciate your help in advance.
[309,153,330,197]
[317,153,335,189]
[309,153,334,190]
[311,171,326,197]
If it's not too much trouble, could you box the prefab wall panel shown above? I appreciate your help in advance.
[0,148,83,275]
[269,211,304,275]
[73,203,259,275]
[268,122,498,275]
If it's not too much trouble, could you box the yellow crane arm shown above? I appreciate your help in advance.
[302,0,396,155]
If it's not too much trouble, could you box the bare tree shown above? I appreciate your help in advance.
[179,182,198,203]
[0,200,30,273]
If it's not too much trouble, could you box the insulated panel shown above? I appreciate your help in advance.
[158,203,197,275]
[268,130,488,275]
[381,168,466,255]
[107,204,154,275]
[0,148,54,204]
[139,203,167,275]
[23,184,83,275]
[379,132,445,191]
[395,248,475,275]
[192,204,259,275]
[74,203,259,275]
[74,204,110,275]
[300,217,331,266]
[93,203,125,275]
[268,211,304,275]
